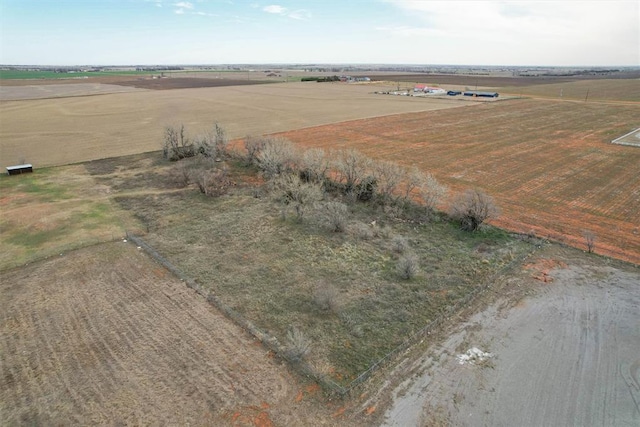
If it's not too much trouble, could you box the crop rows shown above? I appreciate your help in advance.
[0,243,297,425]
[277,99,640,264]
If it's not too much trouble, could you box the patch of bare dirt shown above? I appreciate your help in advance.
[377,245,640,426]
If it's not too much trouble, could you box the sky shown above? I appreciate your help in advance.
[1,0,638,66]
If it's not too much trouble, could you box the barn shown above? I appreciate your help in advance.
[463,91,499,98]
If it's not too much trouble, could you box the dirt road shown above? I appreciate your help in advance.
[380,247,640,426]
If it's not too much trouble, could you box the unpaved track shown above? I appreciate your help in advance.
[381,248,640,426]
[0,242,341,425]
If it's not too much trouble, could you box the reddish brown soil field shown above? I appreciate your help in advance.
[277,98,640,264]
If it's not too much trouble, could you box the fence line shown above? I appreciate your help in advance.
[127,231,536,398]
[339,246,536,396]
[125,232,347,395]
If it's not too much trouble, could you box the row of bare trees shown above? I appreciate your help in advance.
[163,124,499,232]
[163,123,228,161]
[164,124,234,196]
[243,135,497,231]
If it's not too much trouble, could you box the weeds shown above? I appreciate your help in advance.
[286,327,312,362]
[397,254,419,280]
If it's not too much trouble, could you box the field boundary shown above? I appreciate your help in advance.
[124,232,346,394]
[339,242,536,396]
[126,231,536,398]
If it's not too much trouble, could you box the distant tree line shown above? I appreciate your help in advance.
[301,75,341,82]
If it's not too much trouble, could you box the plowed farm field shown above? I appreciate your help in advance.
[276,98,640,264]
[0,81,464,170]
[0,242,346,426]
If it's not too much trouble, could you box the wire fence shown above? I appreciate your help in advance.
[127,231,536,398]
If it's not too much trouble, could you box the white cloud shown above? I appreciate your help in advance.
[263,4,311,20]
[288,9,311,20]
[174,8,185,14]
[174,1,194,9]
[382,0,639,65]
[263,5,287,15]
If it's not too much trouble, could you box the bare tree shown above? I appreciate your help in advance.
[399,166,424,203]
[194,167,234,197]
[449,189,499,232]
[170,158,193,187]
[212,123,228,157]
[270,173,323,221]
[372,159,404,203]
[162,124,193,161]
[300,148,329,183]
[583,230,596,253]
[333,148,371,192]
[257,137,299,178]
[418,172,447,212]
[244,135,266,165]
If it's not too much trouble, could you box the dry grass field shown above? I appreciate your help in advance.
[496,79,640,102]
[276,98,640,264]
[0,81,468,170]
[0,83,146,101]
[0,241,353,426]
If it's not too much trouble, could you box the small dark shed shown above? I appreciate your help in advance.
[6,164,33,175]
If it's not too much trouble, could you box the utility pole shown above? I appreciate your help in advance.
[584,88,590,102]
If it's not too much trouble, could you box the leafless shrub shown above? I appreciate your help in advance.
[372,159,404,203]
[285,327,311,362]
[313,283,340,313]
[418,173,447,212]
[397,254,419,280]
[300,148,329,183]
[449,189,499,232]
[194,167,234,197]
[244,135,266,165]
[170,159,193,187]
[193,134,215,159]
[270,173,324,221]
[333,148,371,193]
[257,137,299,178]
[390,235,410,254]
[350,222,375,240]
[340,313,364,338]
[162,124,194,161]
[399,166,423,203]
[320,201,349,232]
[211,122,228,157]
[583,230,596,253]
[355,175,378,202]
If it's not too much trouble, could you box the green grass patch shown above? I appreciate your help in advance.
[0,165,141,270]
[0,171,71,202]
